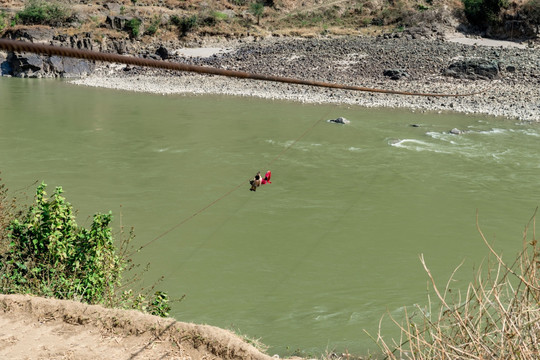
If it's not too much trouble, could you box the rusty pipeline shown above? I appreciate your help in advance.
[0,39,477,97]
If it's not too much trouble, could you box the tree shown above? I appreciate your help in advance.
[250,1,264,25]
[523,0,540,35]
[462,0,507,27]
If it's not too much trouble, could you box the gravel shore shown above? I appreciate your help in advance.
[71,34,540,122]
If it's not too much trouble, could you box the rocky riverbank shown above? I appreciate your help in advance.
[69,32,539,122]
[1,28,538,121]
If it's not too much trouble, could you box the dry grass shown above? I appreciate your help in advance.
[371,209,540,360]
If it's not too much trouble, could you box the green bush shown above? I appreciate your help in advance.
[0,11,8,32]
[16,0,71,26]
[125,18,142,38]
[212,11,229,21]
[172,15,198,36]
[462,0,506,27]
[0,183,173,316]
[2,184,121,303]
[145,15,161,36]
[250,2,264,25]
[522,0,540,34]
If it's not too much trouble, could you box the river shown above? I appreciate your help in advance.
[1,77,539,356]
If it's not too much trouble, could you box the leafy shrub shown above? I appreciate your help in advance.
[172,14,198,36]
[0,174,18,248]
[462,0,507,27]
[2,184,121,303]
[522,0,540,34]
[250,2,264,25]
[0,183,174,316]
[145,15,161,36]
[16,0,72,26]
[148,291,172,317]
[212,11,229,21]
[125,18,142,38]
[201,14,217,26]
[0,11,8,32]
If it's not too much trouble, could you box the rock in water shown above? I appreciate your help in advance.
[327,117,350,124]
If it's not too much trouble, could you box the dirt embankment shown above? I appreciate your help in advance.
[0,294,276,360]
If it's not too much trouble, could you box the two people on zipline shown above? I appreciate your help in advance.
[250,170,271,191]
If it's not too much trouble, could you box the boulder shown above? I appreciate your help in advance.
[50,56,95,77]
[8,52,44,77]
[327,117,350,124]
[111,39,129,55]
[3,27,56,42]
[0,51,9,75]
[383,69,409,80]
[155,45,169,60]
[105,15,131,30]
[6,52,94,78]
[103,2,123,13]
[449,128,463,135]
[444,58,500,80]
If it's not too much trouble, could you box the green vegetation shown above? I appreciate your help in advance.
[0,11,8,32]
[462,0,507,27]
[523,0,540,34]
[145,15,161,36]
[172,14,198,36]
[125,17,142,38]
[15,0,72,26]
[250,1,264,25]
[0,180,173,317]
[373,212,540,359]
[212,11,229,21]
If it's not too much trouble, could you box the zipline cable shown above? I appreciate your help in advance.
[0,39,479,97]
[134,111,330,253]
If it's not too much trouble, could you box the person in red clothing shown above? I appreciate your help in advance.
[249,171,271,191]
[261,170,271,185]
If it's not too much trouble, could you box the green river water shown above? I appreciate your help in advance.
[1,77,539,356]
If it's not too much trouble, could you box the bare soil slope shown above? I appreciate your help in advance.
[0,294,274,360]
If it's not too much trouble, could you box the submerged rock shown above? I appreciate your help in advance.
[327,117,350,124]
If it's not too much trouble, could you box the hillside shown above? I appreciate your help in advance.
[0,0,538,45]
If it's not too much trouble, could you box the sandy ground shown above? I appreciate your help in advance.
[445,33,530,48]
[0,294,279,360]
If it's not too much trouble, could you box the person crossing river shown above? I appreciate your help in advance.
[249,170,271,191]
